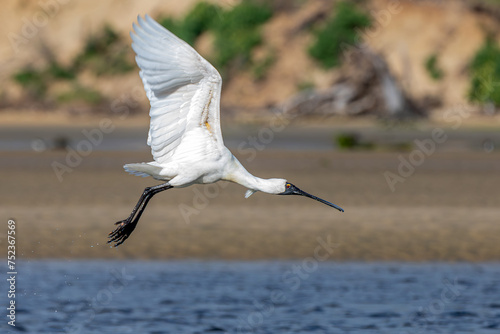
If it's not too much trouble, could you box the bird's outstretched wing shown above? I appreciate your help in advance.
[131,15,224,164]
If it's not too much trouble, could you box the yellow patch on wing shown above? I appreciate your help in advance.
[201,88,213,134]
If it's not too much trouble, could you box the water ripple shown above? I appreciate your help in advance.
[1,261,499,333]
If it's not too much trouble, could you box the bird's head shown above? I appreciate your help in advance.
[245,179,344,212]
[278,182,344,212]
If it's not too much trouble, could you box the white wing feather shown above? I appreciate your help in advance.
[131,15,224,165]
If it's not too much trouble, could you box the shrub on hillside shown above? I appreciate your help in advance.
[159,1,272,75]
[159,2,221,46]
[424,54,444,81]
[468,36,500,106]
[73,25,134,75]
[309,1,371,68]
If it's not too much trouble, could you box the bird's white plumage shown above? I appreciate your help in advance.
[131,15,224,165]
[125,15,290,193]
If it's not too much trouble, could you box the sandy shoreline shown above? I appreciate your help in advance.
[1,149,499,261]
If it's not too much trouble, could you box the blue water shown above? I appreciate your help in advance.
[1,261,500,333]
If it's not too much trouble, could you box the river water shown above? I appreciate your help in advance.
[1,261,500,333]
[2,125,499,152]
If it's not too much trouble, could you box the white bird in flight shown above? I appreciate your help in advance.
[108,15,344,247]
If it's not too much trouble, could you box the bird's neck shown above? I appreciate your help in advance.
[223,155,278,194]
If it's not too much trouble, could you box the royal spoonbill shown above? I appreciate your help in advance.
[108,15,344,247]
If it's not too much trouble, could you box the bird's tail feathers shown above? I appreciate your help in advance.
[124,163,162,178]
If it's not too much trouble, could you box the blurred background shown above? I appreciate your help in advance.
[1,0,500,333]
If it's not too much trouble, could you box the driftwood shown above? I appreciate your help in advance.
[282,46,422,118]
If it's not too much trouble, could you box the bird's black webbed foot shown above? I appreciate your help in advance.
[108,217,138,247]
[108,182,172,247]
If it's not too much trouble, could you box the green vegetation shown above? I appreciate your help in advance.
[12,24,132,105]
[73,25,134,75]
[297,81,315,92]
[252,50,276,80]
[57,85,103,105]
[47,62,75,80]
[309,1,371,68]
[211,1,272,69]
[335,132,413,151]
[12,60,75,99]
[335,133,374,150]
[159,2,221,46]
[13,67,48,98]
[336,133,359,149]
[424,54,444,81]
[159,1,272,74]
[468,36,500,106]
[296,80,315,92]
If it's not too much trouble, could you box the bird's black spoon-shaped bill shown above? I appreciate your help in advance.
[279,183,344,212]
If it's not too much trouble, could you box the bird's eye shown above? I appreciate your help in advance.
[286,183,291,189]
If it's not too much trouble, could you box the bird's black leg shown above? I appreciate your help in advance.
[108,182,173,247]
